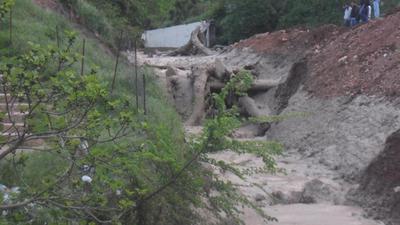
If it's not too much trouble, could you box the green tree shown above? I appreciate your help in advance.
[0,0,14,18]
[278,0,346,28]
[206,0,286,44]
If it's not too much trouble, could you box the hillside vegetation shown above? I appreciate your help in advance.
[0,0,281,224]
[0,0,202,224]
[60,0,400,46]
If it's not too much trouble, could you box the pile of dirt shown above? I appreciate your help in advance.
[236,11,400,99]
[234,25,342,57]
[306,11,400,97]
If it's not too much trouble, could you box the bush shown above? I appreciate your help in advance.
[278,0,346,28]
[206,0,285,44]
[74,0,114,42]
[0,1,204,224]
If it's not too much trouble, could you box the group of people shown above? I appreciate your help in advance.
[344,0,381,27]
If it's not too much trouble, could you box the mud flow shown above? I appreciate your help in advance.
[127,15,400,224]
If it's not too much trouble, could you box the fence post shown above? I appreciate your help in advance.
[110,30,123,95]
[134,39,139,111]
[56,25,60,48]
[143,63,147,115]
[81,39,86,76]
[56,26,62,71]
[9,7,12,56]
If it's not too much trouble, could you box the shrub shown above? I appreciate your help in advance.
[74,0,114,41]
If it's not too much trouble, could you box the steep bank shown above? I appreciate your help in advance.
[350,129,400,225]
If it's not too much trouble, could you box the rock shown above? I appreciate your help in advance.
[0,184,7,192]
[3,193,10,203]
[232,123,270,139]
[238,96,264,118]
[214,58,231,80]
[166,66,176,77]
[79,139,89,151]
[254,194,266,202]
[81,175,93,183]
[338,55,348,64]
[116,189,122,196]
[10,187,20,194]
[82,165,91,172]
[301,179,340,204]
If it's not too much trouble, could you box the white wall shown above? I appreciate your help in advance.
[143,22,202,48]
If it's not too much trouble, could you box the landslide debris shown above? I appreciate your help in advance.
[234,25,341,58]
[307,10,400,97]
[129,12,400,224]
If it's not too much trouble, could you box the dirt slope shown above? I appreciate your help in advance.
[307,11,400,97]
[235,25,342,57]
[350,129,400,225]
[237,10,400,98]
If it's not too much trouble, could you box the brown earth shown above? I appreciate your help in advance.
[307,11,400,98]
[350,129,400,224]
[234,25,342,57]
[236,10,400,98]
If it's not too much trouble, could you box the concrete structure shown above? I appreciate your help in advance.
[142,21,215,48]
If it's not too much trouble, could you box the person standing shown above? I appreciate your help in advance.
[359,0,370,22]
[368,1,372,19]
[344,4,352,27]
[359,0,366,22]
[350,2,359,26]
[373,0,380,18]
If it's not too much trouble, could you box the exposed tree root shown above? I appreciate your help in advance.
[168,27,215,56]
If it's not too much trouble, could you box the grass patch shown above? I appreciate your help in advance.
[0,0,186,198]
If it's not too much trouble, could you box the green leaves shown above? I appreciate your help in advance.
[0,0,14,18]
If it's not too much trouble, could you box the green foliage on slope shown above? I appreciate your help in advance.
[0,1,282,224]
[0,0,203,224]
[58,0,400,47]
[210,0,400,44]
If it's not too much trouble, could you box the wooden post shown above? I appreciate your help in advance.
[143,65,147,115]
[56,25,60,48]
[9,7,12,56]
[9,8,12,45]
[110,30,123,95]
[56,26,62,71]
[135,39,139,111]
[81,39,86,76]
[110,50,120,95]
